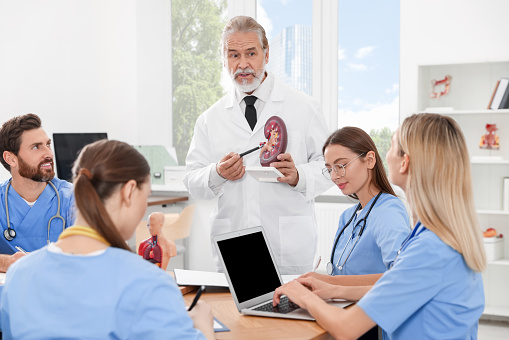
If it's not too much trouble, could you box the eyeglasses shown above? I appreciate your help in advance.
[322,153,365,180]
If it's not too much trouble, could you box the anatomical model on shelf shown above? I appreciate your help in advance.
[479,124,500,150]
[430,75,452,99]
[483,228,503,239]
[138,212,177,270]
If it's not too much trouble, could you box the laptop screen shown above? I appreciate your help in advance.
[216,230,282,303]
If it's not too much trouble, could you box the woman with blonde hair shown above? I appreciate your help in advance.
[273,113,485,339]
[1,140,214,339]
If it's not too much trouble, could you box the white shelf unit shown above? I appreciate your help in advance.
[419,61,509,320]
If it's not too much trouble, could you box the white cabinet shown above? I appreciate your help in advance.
[418,62,509,319]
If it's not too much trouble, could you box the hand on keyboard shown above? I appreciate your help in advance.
[254,296,300,314]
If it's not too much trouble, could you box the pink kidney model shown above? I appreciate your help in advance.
[260,116,287,167]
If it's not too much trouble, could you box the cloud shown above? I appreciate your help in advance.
[256,4,273,39]
[338,96,400,132]
[385,83,399,94]
[338,46,347,60]
[355,46,376,59]
[346,63,367,71]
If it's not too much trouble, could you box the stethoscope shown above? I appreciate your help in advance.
[326,192,382,275]
[4,179,66,243]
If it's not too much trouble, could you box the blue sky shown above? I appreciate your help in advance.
[257,0,400,132]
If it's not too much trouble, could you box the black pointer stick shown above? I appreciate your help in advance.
[239,145,262,157]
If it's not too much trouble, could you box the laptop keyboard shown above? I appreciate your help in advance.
[253,296,300,314]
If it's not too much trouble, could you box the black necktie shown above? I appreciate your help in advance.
[244,96,257,130]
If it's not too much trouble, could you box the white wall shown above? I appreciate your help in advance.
[0,0,172,181]
[400,0,509,119]
[0,0,218,270]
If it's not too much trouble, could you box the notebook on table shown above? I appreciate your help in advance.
[212,226,351,320]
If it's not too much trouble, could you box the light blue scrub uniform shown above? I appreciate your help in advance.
[357,223,485,339]
[330,193,410,275]
[1,245,206,339]
[0,177,75,254]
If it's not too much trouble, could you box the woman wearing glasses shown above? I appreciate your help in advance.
[320,127,410,279]
[274,114,485,339]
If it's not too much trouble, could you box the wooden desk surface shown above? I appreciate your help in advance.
[183,290,333,340]
[147,195,188,206]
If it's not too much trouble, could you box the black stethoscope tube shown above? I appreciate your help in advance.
[327,192,382,275]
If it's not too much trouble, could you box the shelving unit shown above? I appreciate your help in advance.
[419,61,509,320]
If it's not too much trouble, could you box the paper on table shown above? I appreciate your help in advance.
[174,269,300,287]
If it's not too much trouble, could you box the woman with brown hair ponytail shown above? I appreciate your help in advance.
[1,140,215,339]
[71,140,149,251]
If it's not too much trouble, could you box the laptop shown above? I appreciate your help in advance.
[213,226,350,320]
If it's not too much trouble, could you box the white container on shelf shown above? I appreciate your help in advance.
[484,237,504,262]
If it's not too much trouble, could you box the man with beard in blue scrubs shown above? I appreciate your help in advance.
[0,113,75,272]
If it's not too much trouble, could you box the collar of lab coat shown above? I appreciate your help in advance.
[225,72,284,134]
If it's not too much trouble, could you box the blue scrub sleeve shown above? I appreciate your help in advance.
[356,235,444,334]
[372,200,410,269]
[130,279,205,339]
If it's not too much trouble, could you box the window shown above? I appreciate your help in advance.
[171,0,227,164]
[257,0,313,96]
[337,0,400,167]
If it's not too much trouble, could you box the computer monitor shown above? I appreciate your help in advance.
[53,133,108,181]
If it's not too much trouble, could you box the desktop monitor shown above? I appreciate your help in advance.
[53,133,108,181]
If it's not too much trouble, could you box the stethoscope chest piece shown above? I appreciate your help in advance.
[326,262,334,275]
[4,228,16,241]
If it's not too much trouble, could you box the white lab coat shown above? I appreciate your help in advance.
[184,74,332,274]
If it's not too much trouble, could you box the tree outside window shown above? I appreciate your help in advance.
[172,0,227,164]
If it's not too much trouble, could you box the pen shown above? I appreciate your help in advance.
[313,256,321,272]
[239,145,262,157]
[188,285,206,311]
[15,246,28,254]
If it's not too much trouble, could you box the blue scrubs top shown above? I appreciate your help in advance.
[330,193,410,275]
[1,245,206,339]
[0,177,75,254]
[357,223,485,339]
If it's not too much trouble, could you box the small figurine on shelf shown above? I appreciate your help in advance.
[138,212,177,270]
[479,124,500,150]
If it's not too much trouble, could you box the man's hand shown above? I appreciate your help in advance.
[0,252,26,273]
[216,152,245,181]
[271,153,299,186]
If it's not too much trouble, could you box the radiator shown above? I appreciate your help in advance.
[314,202,355,272]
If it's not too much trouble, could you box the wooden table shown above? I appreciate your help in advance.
[183,290,333,340]
[147,195,188,207]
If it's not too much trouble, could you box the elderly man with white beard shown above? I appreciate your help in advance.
[184,16,332,275]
